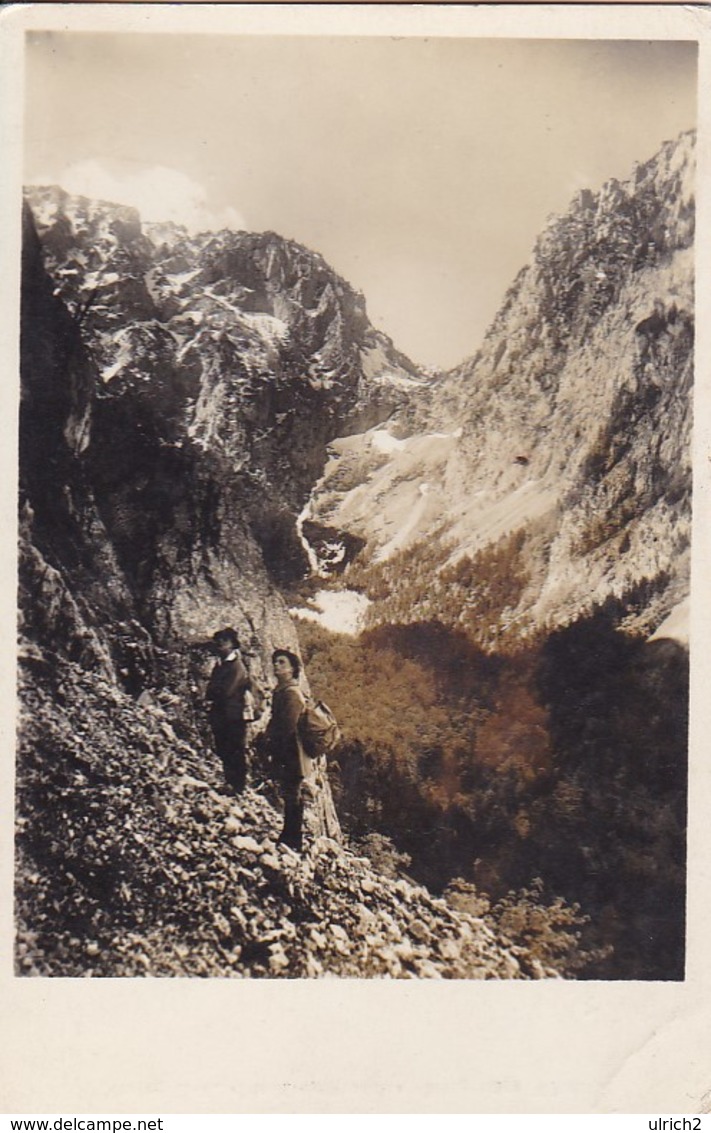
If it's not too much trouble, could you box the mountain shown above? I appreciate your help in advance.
[20,183,431,742]
[304,131,694,646]
[23,185,426,650]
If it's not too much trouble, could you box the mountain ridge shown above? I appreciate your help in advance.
[304,129,694,646]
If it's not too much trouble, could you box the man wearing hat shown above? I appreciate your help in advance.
[205,627,252,793]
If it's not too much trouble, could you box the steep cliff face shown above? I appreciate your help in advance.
[24,186,425,653]
[19,201,152,686]
[306,131,694,644]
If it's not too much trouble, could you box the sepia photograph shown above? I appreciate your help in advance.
[5,0,711,1116]
[13,16,699,989]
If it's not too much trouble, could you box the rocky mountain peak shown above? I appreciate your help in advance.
[22,185,428,645]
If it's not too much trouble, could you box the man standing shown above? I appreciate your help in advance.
[205,628,251,793]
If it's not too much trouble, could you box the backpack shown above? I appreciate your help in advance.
[297,697,341,759]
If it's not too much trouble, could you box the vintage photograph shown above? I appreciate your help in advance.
[16,25,696,982]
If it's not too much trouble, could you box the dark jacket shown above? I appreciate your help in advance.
[206,654,250,725]
[268,679,312,785]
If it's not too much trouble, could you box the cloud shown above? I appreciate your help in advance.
[46,160,246,234]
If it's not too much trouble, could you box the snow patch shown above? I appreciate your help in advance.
[201,290,287,347]
[376,370,427,390]
[648,598,689,646]
[167,268,201,287]
[360,344,422,387]
[291,589,371,636]
[296,500,321,575]
[371,429,407,454]
[371,427,457,459]
[242,313,288,343]
[30,196,59,230]
[101,331,133,383]
[188,377,228,445]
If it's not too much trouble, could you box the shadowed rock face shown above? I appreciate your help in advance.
[19,200,150,684]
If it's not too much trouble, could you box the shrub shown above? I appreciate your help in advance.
[486,878,612,978]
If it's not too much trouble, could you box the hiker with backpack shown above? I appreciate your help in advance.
[205,627,254,794]
[265,648,341,852]
[267,649,311,851]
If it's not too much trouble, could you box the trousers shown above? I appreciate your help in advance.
[211,717,248,792]
[278,781,305,851]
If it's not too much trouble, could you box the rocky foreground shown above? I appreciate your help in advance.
[15,647,534,980]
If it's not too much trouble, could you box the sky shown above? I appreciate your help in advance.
[24,33,697,369]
